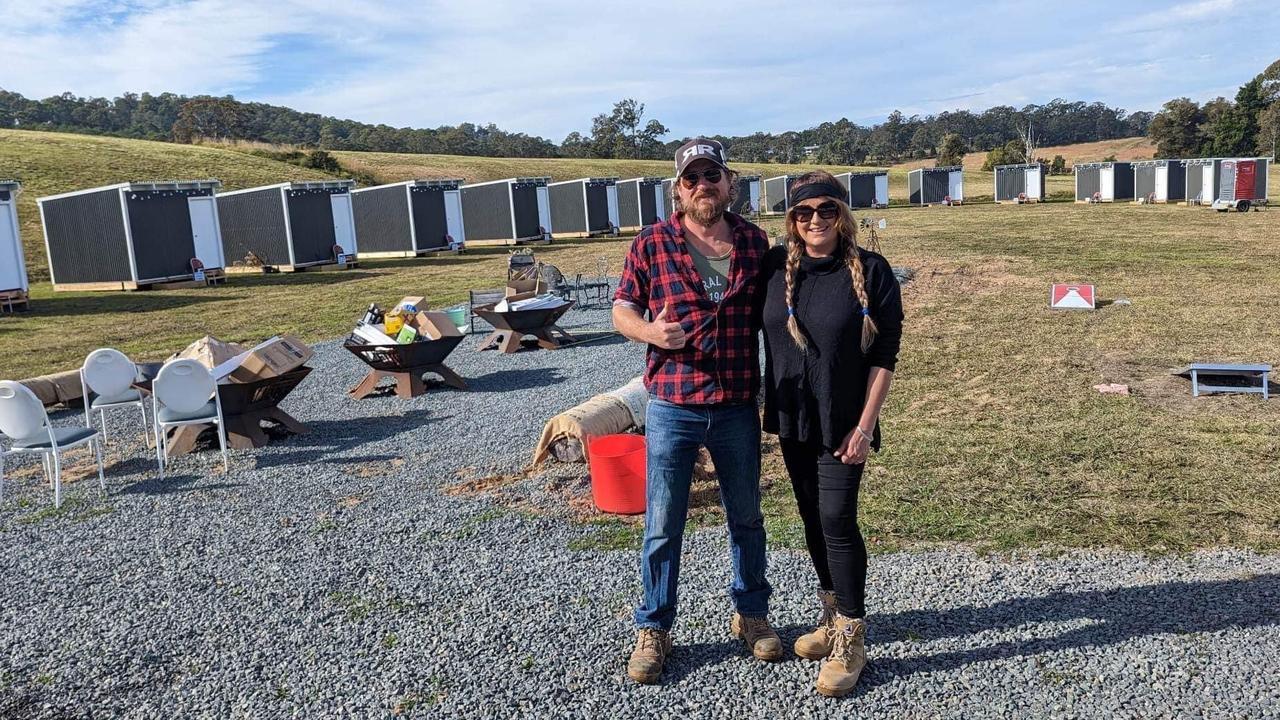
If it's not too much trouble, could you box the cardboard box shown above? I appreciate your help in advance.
[410,311,464,340]
[505,278,547,297]
[396,296,427,312]
[173,336,248,370]
[228,334,314,383]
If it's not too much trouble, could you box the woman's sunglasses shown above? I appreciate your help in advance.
[679,168,723,188]
[790,202,840,223]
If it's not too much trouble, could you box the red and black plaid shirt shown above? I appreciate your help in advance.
[615,211,769,405]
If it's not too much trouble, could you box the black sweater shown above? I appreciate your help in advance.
[758,245,904,451]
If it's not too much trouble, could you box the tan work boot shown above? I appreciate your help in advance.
[816,614,868,698]
[627,628,672,684]
[731,612,783,661]
[794,590,837,660]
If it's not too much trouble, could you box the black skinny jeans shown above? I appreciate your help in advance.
[779,437,867,619]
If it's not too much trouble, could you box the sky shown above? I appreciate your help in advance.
[0,0,1276,141]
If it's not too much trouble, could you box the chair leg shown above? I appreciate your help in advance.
[139,403,151,448]
[218,421,229,472]
[101,409,109,442]
[52,451,62,508]
[94,438,106,494]
[0,453,6,505]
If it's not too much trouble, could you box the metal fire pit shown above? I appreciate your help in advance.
[471,300,577,353]
[344,335,467,399]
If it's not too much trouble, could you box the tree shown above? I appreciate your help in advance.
[1147,97,1204,158]
[171,97,245,143]
[1050,155,1067,175]
[936,133,966,167]
[580,99,668,159]
[1016,122,1038,164]
[1258,101,1280,160]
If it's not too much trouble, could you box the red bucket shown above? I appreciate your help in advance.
[588,434,647,515]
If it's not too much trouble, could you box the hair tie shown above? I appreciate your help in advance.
[860,307,870,317]
[787,307,795,317]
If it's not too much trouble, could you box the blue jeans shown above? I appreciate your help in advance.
[635,397,771,630]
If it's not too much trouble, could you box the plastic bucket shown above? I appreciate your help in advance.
[588,434,647,515]
[444,304,468,331]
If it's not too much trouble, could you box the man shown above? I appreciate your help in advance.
[613,138,779,684]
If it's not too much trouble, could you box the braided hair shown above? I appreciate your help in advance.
[783,171,879,352]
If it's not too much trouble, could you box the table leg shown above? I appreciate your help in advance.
[429,364,468,390]
[164,424,205,455]
[263,407,310,435]
[1191,370,1199,397]
[349,371,383,400]
[394,372,425,399]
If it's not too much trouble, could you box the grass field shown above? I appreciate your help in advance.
[4,194,1279,553]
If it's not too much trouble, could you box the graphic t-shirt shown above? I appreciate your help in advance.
[686,242,732,304]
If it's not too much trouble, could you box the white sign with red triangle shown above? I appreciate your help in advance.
[1050,283,1096,309]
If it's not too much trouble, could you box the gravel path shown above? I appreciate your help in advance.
[2,299,1279,719]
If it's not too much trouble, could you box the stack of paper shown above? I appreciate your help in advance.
[496,293,568,313]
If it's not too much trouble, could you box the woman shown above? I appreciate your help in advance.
[758,171,903,697]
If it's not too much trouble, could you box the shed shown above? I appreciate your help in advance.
[846,171,890,208]
[548,177,620,237]
[1215,158,1270,204]
[1132,160,1186,203]
[1073,162,1135,202]
[352,179,465,257]
[459,177,551,244]
[763,175,799,214]
[907,167,964,205]
[0,181,28,305]
[1182,159,1219,205]
[730,175,761,215]
[616,177,666,229]
[994,163,1046,203]
[661,178,675,217]
[217,180,357,271]
[38,180,226,291]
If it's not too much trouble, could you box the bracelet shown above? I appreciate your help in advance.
[854,425,873,443]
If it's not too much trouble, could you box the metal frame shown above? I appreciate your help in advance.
[1189,363,1271,399]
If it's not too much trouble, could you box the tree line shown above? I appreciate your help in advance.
[2,57,1276,165]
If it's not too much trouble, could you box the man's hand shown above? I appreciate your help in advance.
[648,302,687,349]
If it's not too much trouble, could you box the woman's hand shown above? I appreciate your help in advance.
[833,425,872,465]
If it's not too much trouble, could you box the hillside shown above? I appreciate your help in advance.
[895,136,1157,174]
[0,129,341,279]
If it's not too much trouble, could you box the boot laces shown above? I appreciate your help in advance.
[832,620,864,663]
[742,615,772,638]
[637,628,664,653]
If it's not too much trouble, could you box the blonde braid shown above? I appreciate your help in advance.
[845,225,879,352]
[784,235,807,350]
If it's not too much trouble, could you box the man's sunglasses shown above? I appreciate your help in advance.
[679,168,723,188]
[790,202,840,222]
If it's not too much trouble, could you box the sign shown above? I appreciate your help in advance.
[193,269,206,283]
[878,219,887,230]
[337,253,349,268]
[1050,283,1095,310]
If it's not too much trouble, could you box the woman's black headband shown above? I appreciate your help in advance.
[789,182,846,206]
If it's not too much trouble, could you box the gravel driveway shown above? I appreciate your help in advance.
[2,301,1277,719]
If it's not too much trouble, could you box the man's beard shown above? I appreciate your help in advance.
[683,189,731,225]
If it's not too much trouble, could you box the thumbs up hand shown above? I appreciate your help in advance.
[649,301,687,349]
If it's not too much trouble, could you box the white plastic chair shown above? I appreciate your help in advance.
[0,380,105,508]
[80,348,149,446]
[151,359,229,477]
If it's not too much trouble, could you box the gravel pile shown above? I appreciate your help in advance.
[3,296,1279,718]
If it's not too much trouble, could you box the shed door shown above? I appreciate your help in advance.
[536,185,551,234]
[606,185,620,228]
[1235,160,1257,200]
[948,171,964,201]
[1202,165,1216,202]
[187,196,224,269]
[1100,169,1114,200]
[652,184,666,223]
[330,194,356,254]
[749,180,761,213]
[1154,166,1168,201]
[443,189,465,242]
[1025,167,1042,200]
[0,199,25,291]
[1219,161,1237,201]
[874,175,889,206]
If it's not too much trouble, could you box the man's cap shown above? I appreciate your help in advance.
[675,138,730,175]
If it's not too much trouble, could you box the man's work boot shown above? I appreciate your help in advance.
[794,590,837,660]
[627,628,672,684]
[816,614,868,698]
[731,612,783,661]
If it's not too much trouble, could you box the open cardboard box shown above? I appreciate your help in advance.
[506,278,547,297]
[409,310,464,340]
[210,334,314,383]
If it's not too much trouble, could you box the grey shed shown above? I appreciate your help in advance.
[459,177,551,244]
[217,180,358,270]
[763,175,799,214]
[616,177,666,229]
[907,167,964,205]
[0,180,27,296]
[1132,160,1186,203]
[352,179,465,256]
[1073,162,1135,202]
[548,177,620,236]
[846,171,890,208]
[994,163,1046,203]
[730,175,761,215]
[38,180,226,290]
